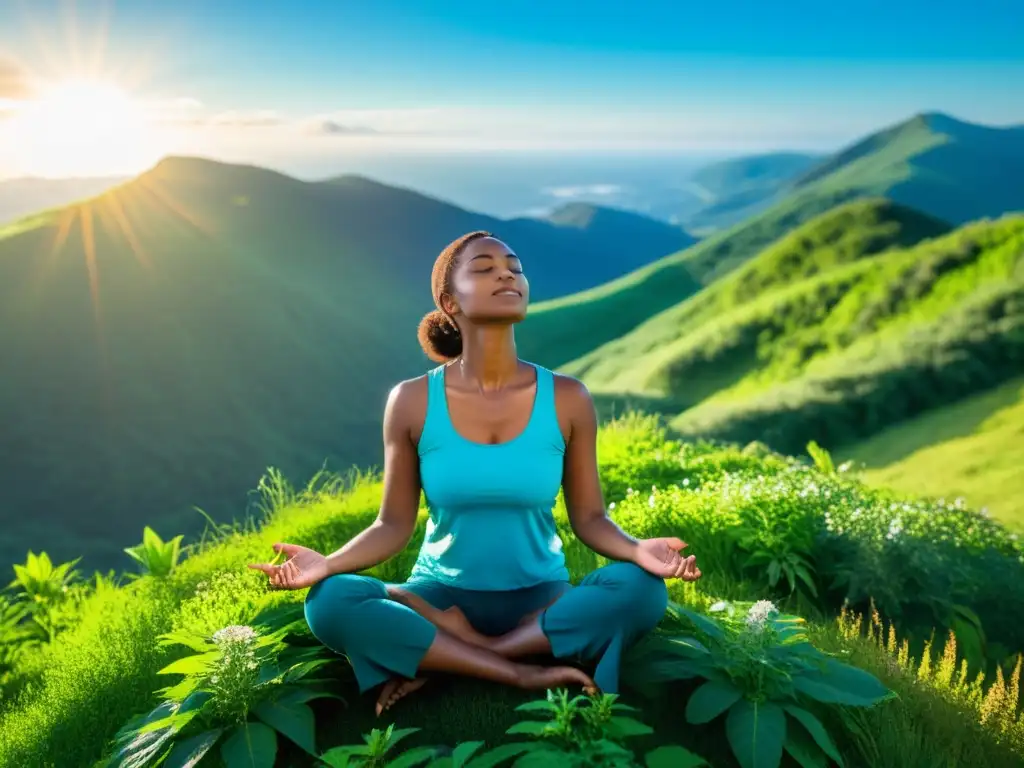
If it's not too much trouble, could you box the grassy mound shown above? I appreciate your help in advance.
[0,415,1022,767]
[842,376,1024,529]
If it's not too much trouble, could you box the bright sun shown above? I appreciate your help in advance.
[10,80,164,178]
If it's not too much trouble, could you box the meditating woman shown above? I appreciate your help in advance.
[248,231,702,716]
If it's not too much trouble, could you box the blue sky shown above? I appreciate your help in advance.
[0,0,1022,177]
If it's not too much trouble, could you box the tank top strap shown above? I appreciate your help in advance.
[528,363,566,452]
[419,364,451,455]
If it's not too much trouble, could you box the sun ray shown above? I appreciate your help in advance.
[136,175,218,240]
[97,191,152,271]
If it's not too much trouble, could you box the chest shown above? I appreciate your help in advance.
[446,386,538,445]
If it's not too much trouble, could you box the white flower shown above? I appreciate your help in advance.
[744,600,779,633]
[213,625,258,647]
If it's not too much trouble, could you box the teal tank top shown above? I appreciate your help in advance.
[408,361,570,591]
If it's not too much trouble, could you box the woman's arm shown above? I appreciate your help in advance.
[558,377,641,563]
[323,380,424,575]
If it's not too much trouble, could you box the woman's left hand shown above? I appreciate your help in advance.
[634,537,702,581]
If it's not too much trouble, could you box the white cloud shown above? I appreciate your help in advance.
[544,184,623,199]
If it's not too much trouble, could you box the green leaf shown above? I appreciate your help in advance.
[448,741,485,768]
[645,745,709,768]
[793,659,893,707]
[158,652,219,676]
[685,680,743,725]
[162,729,223,768]
[386,745,442,767]
[506,720,553,737]
[274,686,345,707]
[252,698,317,754]
[604,716,654,739]
[783,725,828,768]
[783,705,843,766]
[667,603,726,641]
[463,742,548,768]
[320,745,370,768]
[726,699,786,768]
[793,566,818,597]
[514,699,559,713]
[219,721,277,768]
[384,727,421,751]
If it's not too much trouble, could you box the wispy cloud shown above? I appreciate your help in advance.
[310,119,379,136]
[544,184,623,199]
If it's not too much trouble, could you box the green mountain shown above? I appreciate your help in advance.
[562,199,953,395]
[0,156,694,572]
[572,205,1024,524]
[546,201,697,252]
[518,112,1024,370]
[681,151,821,233]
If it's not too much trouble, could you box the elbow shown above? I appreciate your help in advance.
[375,515,417,553]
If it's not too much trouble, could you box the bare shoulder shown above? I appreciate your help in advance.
[384,373,431,444]
[551,372,596,440]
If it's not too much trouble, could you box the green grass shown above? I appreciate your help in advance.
[842,377,1024,529]
[0,156,692,574]
[1,414,1023,767]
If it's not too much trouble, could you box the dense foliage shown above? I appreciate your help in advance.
[0,415,1021,767]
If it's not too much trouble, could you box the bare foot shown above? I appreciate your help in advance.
[435,606,493,649]
[375,676,429,717]
[518,664,598,695]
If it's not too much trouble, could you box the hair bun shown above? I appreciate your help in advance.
[417,309,462,363]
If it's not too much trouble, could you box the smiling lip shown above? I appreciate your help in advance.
[493,289,521,296]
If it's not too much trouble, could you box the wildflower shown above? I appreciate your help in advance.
[213,625,258,647]
[745,600,779,634]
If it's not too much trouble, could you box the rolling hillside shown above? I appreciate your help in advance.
[518,111,1024,369]
[841,376,1024,527]
[680,151,822,234]
[553,201,1024,522]
[0,156,693,572]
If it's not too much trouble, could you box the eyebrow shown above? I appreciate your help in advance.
[469,252,520,262]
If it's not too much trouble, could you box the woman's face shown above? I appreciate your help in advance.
[443,236,530,324]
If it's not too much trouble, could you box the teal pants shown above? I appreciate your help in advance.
[303,562,668,695]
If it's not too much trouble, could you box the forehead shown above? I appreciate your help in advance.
[457,236,517,264]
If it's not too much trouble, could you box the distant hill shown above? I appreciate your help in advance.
[663,212,1024,453]
[680,152,822,233]
[0,156,693,571]
[561,199,953,394]
[0,175,127,225]
[518,112,1024,369]
[555,203,1024,527]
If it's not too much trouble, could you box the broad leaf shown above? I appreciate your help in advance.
[666,603,726,641]
[793,659,893,706]
[162,729,223,768]
[449,740,486,768]
[387,746,445,767]
[685,680,743,724]
[463,742,548,768]
[158,652,219,677]
[726,699,786,768]
[513,699,560,713]
[506,721,553,737]
[320,745,371,767]
[645,745,709,768]
[220,721,277,768]
[783,705,843,766]
[253,698,317,754]
[604,716,654,738]
[784,725,829,768]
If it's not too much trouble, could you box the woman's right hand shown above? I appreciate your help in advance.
[248,543,330,589]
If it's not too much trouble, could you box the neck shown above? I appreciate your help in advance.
[457,325,519,391]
